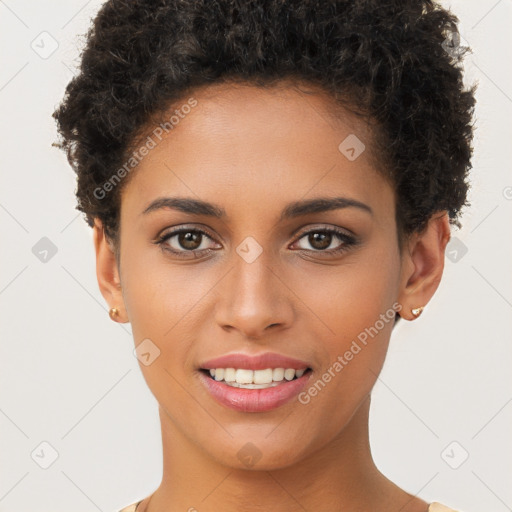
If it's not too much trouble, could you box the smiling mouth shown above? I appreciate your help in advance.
[200,367,312,389]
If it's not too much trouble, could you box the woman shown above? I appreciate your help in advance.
[52,0,476,510]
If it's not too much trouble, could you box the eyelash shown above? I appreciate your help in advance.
[154,225,358,259]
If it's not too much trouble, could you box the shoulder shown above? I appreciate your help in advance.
[429,502,462,512]
[117,499,461,512]
[117,500,143,512]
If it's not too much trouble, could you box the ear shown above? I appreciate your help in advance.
[396,211,451,321]
[92,218,128,323]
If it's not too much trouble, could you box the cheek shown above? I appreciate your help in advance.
[120,240,196,341]
[119,244,215,392]
[293,241,400,402]
[294,239,401,344]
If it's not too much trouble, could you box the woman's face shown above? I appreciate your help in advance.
[100,82,430,469]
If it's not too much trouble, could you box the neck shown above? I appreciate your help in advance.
[142,395,427,512]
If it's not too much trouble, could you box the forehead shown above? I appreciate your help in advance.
[121,81,394,225]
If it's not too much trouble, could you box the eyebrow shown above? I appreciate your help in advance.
[141,196,373,220]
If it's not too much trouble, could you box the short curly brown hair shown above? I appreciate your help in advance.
[52,0,476,250]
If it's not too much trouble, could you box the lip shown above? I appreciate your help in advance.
[199,351,311,371]
[198,369,312,412]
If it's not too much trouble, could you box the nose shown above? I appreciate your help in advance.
[214,249,294,340]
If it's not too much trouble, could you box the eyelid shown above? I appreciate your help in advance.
[155,223,358,261]
[156,223,355,244]
[290,225,357,252]
[156,224,220,242]
[292,223,356,239]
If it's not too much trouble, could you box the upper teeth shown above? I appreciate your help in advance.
[208,367,306,384]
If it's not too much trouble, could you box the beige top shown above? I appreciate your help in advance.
[118,499,461,511]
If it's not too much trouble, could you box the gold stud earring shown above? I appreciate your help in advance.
[109,308,119,321]
[411,306,424,318]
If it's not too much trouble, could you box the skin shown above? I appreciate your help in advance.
[93,81,451,512]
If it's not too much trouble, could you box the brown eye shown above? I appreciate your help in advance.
[294,228,353,253]
[156,227,220,259]
[176,231,203,250]
[305,232,334,250]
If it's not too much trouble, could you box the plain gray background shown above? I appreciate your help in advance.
[0,1,511,511]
